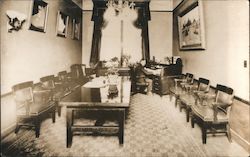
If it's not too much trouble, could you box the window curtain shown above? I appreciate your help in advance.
[89,1,151,65]
[89,2,105,65]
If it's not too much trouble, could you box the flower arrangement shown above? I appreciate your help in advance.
[121,54,131,67]
[102,57,120,98]
[104,57,119,75]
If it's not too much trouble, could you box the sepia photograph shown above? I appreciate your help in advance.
[0,0,249,156]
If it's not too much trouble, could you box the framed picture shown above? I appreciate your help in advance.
[29,0,49,32]
[56,11,69,37]
[177,0,206,50]
[72,19,81,40]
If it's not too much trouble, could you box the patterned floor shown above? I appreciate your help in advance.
[1,94,249,157]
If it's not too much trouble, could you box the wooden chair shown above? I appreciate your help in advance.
[174,73,194,89]
[130,63,149,94]
[191,84,234,143]
[70,64,87,85]
[40,75,66,117]
[179,78,210,122]
[12,81,55,137]
[169,73,193,108]
[57,71,72,91]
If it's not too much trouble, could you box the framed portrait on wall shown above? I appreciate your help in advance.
[72,19,81,40]
[29,0,49,32]
[56,11,69,37]
[177,0,206,50]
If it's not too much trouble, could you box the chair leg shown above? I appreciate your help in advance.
[191,116,195,128]
[57,103,61,117]
[202,122,207,144]
[169,94,173,102]
[35,117,41,138]
[179,101,183,112]
[15,124,20,134]
[52,107,56,123]
[175,97,178,108]
[186,107,190,122]
[15,117,20,134]
[227,123,232,142]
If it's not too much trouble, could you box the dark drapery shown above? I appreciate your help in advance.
[89,1,106,65]
[90,19,103,64]
[90,0,151,65]
[137,2,150,63]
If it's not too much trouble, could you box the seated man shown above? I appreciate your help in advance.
[132,60,152,94]
[140,60,152,94]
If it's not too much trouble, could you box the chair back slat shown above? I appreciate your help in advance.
[215,84,234,106]
[198,78,209,91]
[58,71,68,81]
[186,73,193,83]
[40,75,55,89]
[71,64,85,79]
[12,81,34,108]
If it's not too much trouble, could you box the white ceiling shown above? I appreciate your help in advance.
[72,0,183,11]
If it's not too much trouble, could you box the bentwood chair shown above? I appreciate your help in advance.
[191,84,234,144]
[13,81,55,137]
[179,78,210,122]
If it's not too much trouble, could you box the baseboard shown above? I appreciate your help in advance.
[1,123,16,140]
[231,128,250,154]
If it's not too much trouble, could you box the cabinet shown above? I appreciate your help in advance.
[152,75,175,96]
[151,63,182,96]
[152,76,161,95]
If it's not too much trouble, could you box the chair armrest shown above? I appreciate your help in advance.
[136,75,146,79]
[174,78,186,83]
[193,90,209,94]
[195,93,216,105]
[212,102,232,121]
[197,93,216,99]
[212,102,232,108]
[55,82,62,85]
[184,83,194,88]
[33,89,51,93]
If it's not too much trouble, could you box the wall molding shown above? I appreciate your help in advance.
[231,129,250,153]
[1,92,12,98]
[192,78,250,106]
[1,124,16,140]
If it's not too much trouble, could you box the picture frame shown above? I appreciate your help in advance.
[177,0,206,50]
[56,11,69,37]
[29,0,49,32]
[72,18,81,40]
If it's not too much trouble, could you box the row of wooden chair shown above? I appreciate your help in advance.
[12,64,89,137]
[170,73,234,144]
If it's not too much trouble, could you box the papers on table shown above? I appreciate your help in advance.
[83,77,107,88]
[144,68,162,76]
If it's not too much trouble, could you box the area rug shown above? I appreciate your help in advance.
[1,94,247,157]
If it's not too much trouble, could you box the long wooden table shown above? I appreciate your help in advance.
[59,76,131,148]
